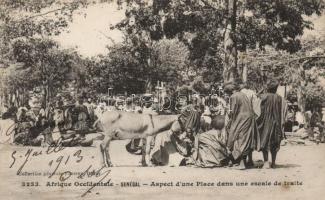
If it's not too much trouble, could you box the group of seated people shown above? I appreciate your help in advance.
[1,97,99,146]
[286,107,325,144]
[1,79,303,170]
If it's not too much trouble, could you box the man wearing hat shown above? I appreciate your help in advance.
[224,80,259,169]
[256,79,285,168]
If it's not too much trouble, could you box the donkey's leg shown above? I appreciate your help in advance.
[100,141,106,167]
[100,135,113,167]
[141,138,147,166]
[104,136,113,167]
[145,135,153,167]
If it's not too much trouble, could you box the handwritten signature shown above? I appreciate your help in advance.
[60,165,112,197]
[9,139,111,197]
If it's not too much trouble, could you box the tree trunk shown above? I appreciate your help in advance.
[242,61,247,83]
[297,88,305,113]
[238,51,248,83]
[297,63,307,127]
[145,78,152,93]
[47,82,51,106]
[223,0,239,83]
[15,90,20,106]
[43,84,47,108]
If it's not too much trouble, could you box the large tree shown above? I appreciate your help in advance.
[245,35,325,122]
[82,38,190,95]
[0,0,88,63]
[0,0,88,106]
[109,0,324,83]
[2,38,79,106]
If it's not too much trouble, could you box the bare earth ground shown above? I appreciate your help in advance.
[0,138,324,200]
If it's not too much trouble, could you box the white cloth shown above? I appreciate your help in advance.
[142,107,158,115]
[296,111,305,125]
[241,88,261,117]
[39,108,46,118]
[322,111,325,122]
[202,106,211,116]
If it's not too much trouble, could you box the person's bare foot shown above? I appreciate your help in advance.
[232,161,246,170]
[262,161,271,169]
[228,160,234,167]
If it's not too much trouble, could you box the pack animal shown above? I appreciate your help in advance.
[94,111,178,167]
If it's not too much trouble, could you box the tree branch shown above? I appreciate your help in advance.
[288,55,325,64]
[14,7,67,23]
[98,30,116,45]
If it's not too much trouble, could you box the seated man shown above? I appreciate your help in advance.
[14,105,42,146]
[73,98,89,138]
[184,117,230,168]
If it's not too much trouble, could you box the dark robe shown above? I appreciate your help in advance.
[178,104,202,135]
[73,104,89,135]
[256,93,284,152]
[190,129,229,167]
[226,91,259,160]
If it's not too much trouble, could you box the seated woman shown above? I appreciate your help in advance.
[185,118,230,168]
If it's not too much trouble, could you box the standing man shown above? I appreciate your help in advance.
[224,82,260,169]
[256,80,286,168]
[239,82,260,167]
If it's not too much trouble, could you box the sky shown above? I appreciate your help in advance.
[54,3,325,57]
[303,14,325,38]
[54,3,125,57]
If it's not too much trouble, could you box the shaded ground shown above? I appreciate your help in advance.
[0,139,324,200]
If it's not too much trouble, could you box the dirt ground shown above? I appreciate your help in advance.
[0,138,324,200]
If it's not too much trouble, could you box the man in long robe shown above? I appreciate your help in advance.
[256,80,285,168]
[238,83,260,167]
[225,82,260,169]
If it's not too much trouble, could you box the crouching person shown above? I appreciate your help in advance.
[184,117,229,168]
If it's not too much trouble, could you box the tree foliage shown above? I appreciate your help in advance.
[81,38,190,95]
[2,38,80,105]
[245,35,325,112]
[0,0,88,105]
[109,0,324,82]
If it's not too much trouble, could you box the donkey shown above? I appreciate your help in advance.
[94,111,179,167]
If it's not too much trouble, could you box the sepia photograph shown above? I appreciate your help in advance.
[0,0,325,199]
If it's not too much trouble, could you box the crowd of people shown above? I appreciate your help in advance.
[285,105,325,144]
[0,94,168,146]
[0,79,324,169]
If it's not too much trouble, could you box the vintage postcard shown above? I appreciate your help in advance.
[1,0,325,199]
